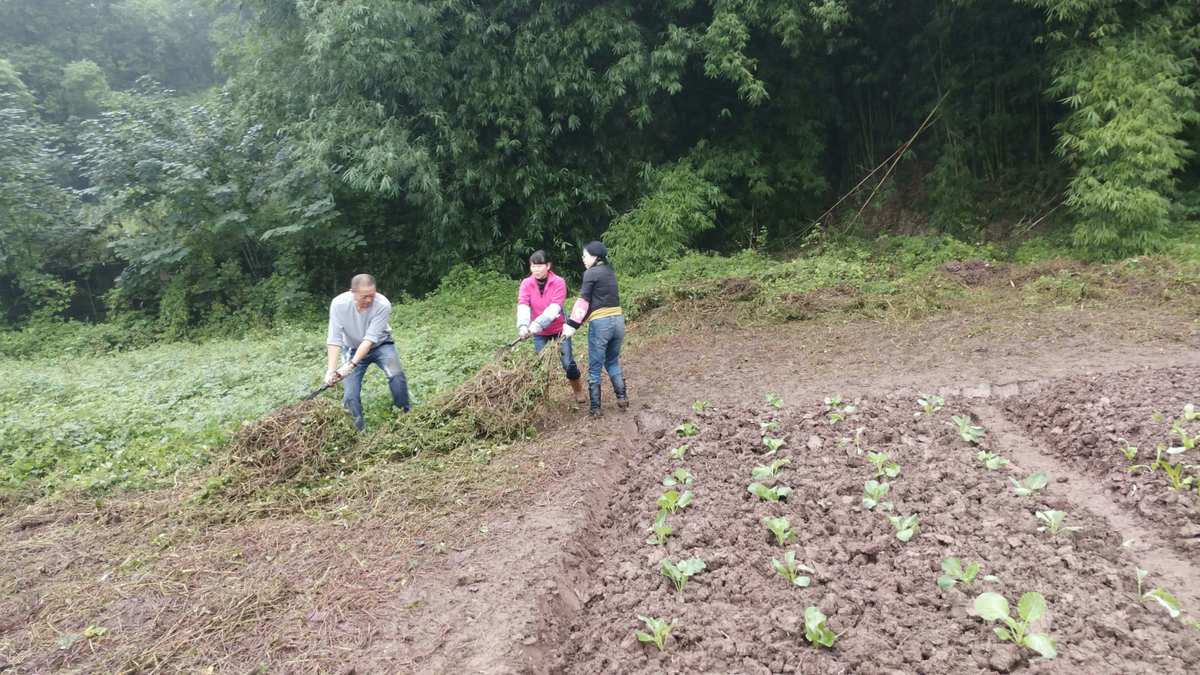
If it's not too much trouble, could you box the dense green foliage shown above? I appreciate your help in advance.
[0,0,1198,331]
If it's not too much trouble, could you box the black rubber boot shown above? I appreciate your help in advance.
[589,381,602,417]
[610,374,629,410]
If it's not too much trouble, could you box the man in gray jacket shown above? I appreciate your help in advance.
[324,273,410,430]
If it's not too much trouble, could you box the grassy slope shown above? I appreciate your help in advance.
[3,234,1197,498]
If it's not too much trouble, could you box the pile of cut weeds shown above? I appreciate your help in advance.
[203,344,559,503]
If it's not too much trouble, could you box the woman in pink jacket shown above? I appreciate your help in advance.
[517,250,586,403]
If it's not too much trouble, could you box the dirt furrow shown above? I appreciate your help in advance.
[972,402,1200,612]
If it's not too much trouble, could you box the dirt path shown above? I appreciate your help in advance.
[355,304,1200,673]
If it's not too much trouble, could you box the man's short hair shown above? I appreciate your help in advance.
[350,273,376,290]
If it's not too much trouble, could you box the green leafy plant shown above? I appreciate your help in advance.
[663,468,693,487]
[765,392,784,408]
[669,444,690,460]
[660,557,706,593]
[675,422,699,438]
[1118,439,1138,462]
[1036,510,1079,536]
[803,606,837,648]
[1158,457,1196,491]
[974,592,1057,659]
[824,395,856,424]
[888,514,920,542]
[867,451,901,478]
[976,451,1010,470]
[937,557,982,589]
[762,436,785,454]
[952,414,986,444]
[915,393,945,417]
[1128,446,1163,475]
[657,489,694,514]
[1010,472,1049,497]
[862,480,892,511]
[691,400,710,412]
[1137,578,1185,619]
[751,457,790,480]
[646,511,673,545]
[635,615,675,652]
[1183,403,1198,422]
[748,482,793,502]
[759,420,780,432]
[763,516,796,545]
[771,551,814,588]
[1167,420,1197,454]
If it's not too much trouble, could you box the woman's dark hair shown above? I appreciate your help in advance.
[528,250,551,265]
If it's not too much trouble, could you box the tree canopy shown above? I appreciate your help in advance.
[0,0,1197,329]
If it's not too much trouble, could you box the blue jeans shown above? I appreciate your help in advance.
[532,333,581,380]
[586,315,625,385]
[341,342,410,431]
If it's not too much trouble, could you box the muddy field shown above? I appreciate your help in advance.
[550,392,1198,673]
[3,299,1198,673]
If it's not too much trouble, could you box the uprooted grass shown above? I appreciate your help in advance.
[198,344,559,511]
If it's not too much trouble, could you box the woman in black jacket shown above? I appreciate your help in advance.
[561,241,627,416]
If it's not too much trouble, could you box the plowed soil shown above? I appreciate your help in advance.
[554,397,1197,673]
[1002,367,1200,555]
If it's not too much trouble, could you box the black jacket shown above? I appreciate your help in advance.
[566,262,620,328]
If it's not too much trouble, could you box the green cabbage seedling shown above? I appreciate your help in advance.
[951,415,986,444]
[803,607,837,648]
[862,480,892,511]
[1143,587,1182,619]
[824,395,856,424]
[937,557,982,589]
[1036,510,1079,536]
[657,489,694,514]
[976,451,1010,470]
[752,457,790,480]
[669,444,690,460]
[675,422,699,437]
[646,511,673,545]
[1158,458,1196,491]
[760,420,781,432]
[915,393,945,417]
[634,615,675,652]
[867,451,901,478]
[766,392,784,408]
[660,557,706,593]
[762,436,785,454]
[974,591,1057,659]
[662,468,693,487]
[763,516,796,545]
[748,482,793,502]
[1118,439,1138,462]
[888,513,919,542]
[771,551,814,587]
[1010,472,1049,497]
[691,400,710,412]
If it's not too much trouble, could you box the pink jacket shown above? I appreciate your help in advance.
[517,272,567,336]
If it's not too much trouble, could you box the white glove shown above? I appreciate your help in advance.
[324,369,339,386]
[518,324,530,339]
[561,325,576,338]
[336,361,357,379]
